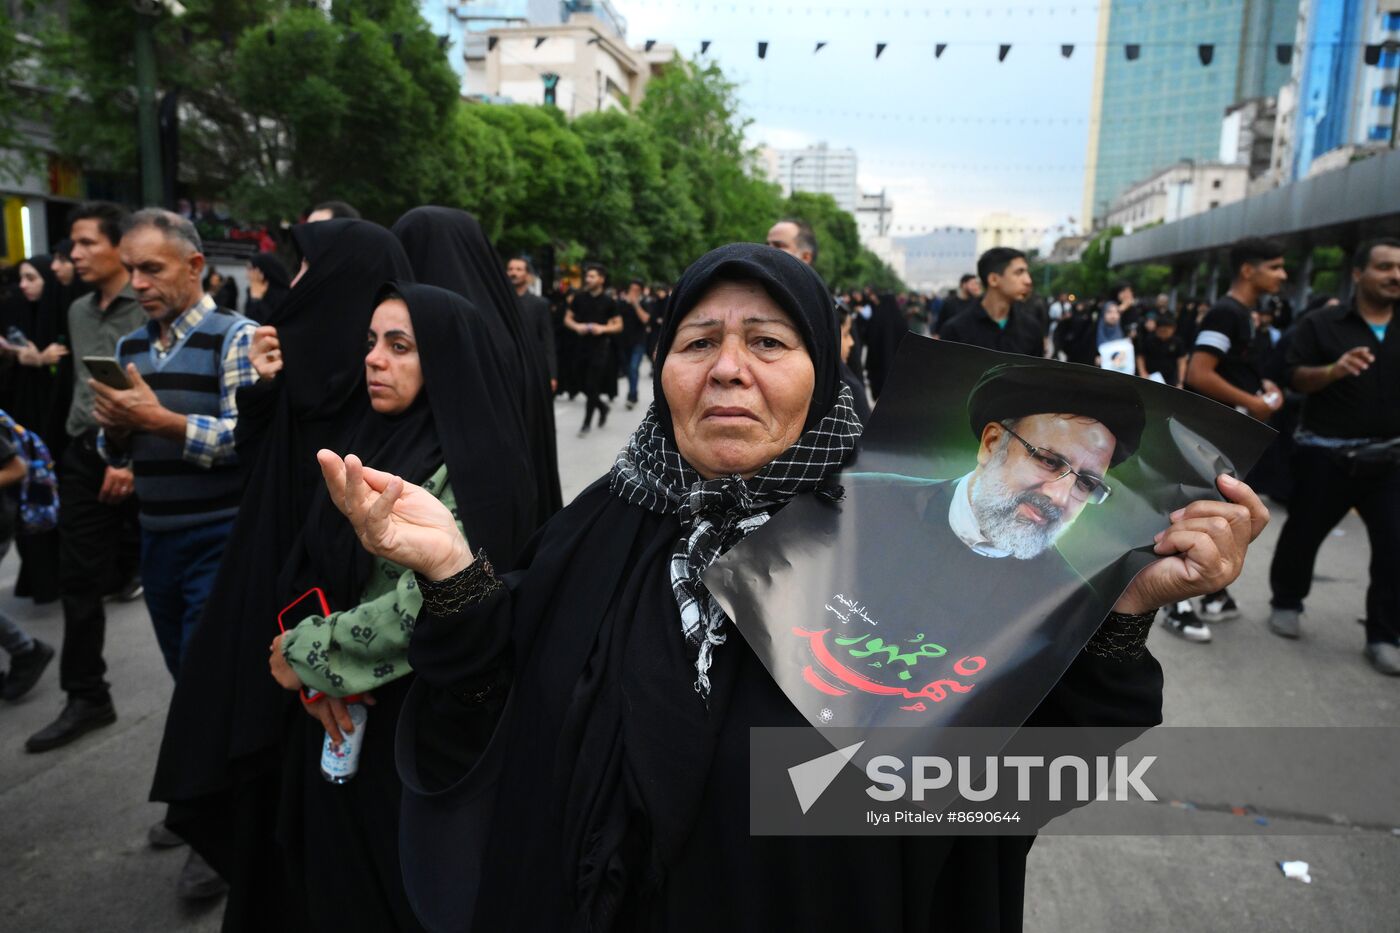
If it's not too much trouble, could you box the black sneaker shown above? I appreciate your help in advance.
[105,577,144,603]
[1199,591,1240,622]
[1161,601,1212,643]
[3,639,54,701]
[577,424,591,438]
[25,697,117,753]
[598,404,610,428]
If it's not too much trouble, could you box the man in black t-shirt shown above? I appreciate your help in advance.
[618,278,651,409]
[564,262,623,435]
[937,248,1044,357]
[1266,238,1400,675]
[934,273,982,336]
[1178,236,1287,637]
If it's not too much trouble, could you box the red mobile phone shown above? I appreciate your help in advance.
[278,588,331,705]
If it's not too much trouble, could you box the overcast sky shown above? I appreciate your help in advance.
[618,0,1102,239]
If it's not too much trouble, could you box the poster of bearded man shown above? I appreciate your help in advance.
[706,339,1274,742]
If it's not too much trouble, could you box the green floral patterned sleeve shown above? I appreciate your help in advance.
[280,464,458,697]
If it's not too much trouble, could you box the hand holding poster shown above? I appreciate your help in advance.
[706,338,1273,749]
[1098,336,1136,374]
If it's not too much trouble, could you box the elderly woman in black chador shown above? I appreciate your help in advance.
[319,243,1268,932]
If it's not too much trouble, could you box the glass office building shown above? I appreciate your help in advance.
[1083,0,1296,226]
[1293,0,1400,178]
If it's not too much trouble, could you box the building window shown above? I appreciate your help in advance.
[1376,87,1398,106]
[1212,178,1222,188]
[1209,200,1220,209]
[1386,11,1400,30]
[1382,50,1400,69]
[1369,125,1393,142]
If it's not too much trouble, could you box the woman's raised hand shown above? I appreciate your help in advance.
[317,450,473,581]
[1112,473,1269,615]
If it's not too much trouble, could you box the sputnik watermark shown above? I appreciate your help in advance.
[864,754,1157,803]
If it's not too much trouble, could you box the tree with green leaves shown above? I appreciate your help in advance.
[637,58,783,252]
[474,104,596,259]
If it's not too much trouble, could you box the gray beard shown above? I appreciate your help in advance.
[969,461,1068,560]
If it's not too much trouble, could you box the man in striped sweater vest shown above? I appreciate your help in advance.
[89,210,257,684]
[91,210,258,897]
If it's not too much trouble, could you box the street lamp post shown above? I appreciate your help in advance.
[133,2,164,206]
[789,156,805,198]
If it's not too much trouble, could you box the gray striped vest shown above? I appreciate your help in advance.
[117,309,245,531]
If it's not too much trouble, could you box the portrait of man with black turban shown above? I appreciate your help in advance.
[952,362,1146,564]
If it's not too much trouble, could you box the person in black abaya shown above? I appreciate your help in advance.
[863,290,907,402]
[266,282,538,932]
[391,206,562,522]
[244,252,291,323]
[205,268,240,311]
[151,219,414,930]
[318,242,1268,932]
[1,256,70,603]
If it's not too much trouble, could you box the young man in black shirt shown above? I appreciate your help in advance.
[1267,238,1400,675]
[937,248,1044,357]
[563,262,622,436]
[1175,237,1287,640]
[619,278,651,410]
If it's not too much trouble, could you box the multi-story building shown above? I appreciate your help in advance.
[1105,161,1250,232]
[761,143,859,215]
[471,14,673,115]
[1082,0,1296,227]
[1290,0,1400,178]
[1220,97,1279,182]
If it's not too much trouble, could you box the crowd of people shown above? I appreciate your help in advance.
[0,192,1389,931]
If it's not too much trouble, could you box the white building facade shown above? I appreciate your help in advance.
[1104,162,1249,233]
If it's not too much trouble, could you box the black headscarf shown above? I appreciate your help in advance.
[650,243,842,436]
[0,255,62,349]
[391,206,562,521]
[295,282,539,611]
[399,243,860,931]
[153,220,414,918]
[0,256,68,447]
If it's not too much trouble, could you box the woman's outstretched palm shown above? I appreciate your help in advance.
[317,450,472,580]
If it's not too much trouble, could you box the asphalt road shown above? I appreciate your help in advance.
[0,378,1395,932]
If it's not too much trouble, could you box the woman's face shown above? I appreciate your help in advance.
[365,299,424,415]
[50,255,75,286]
[18,263,44,303]
[661,279,814,480]
[246,263,265,287]
[207,271,224,290]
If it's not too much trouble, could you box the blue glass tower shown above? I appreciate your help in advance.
[1083,0,1297,226]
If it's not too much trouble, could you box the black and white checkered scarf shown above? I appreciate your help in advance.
[610,384,863,696]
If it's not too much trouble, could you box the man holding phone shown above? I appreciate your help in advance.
[26,202,145,755]
[86,208,254,900]
[88,210,255,682]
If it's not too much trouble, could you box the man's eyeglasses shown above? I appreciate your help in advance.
[1004,428,1113,505]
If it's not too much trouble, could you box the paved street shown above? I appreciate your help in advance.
[1,376,1396,932]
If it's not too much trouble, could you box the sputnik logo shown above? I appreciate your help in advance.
[787,740,865,814]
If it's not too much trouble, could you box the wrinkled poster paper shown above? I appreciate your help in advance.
[708,339,1273,747]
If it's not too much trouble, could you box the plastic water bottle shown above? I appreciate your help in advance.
[319,701,368,784]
